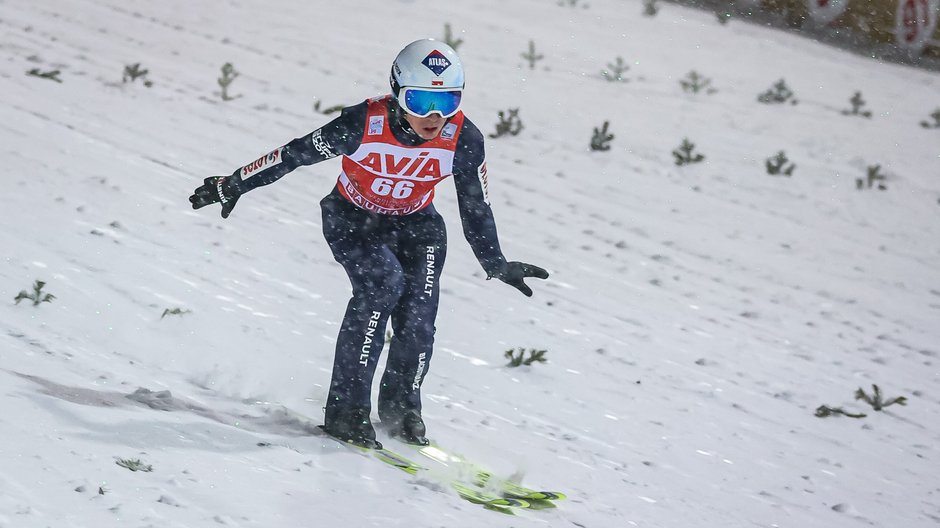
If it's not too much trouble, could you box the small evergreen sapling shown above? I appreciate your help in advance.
[15,280,55,306]
[489,108,524,138]
[521,40,544,70]
[27,68,62,83]
[601,57,630,82]
[442,23,463,51]
[855,384,907,411]
[920,108,940,128]
[590,121,614,151]
[643,0,659,16]
[815,405,867,419]
[765,151,795,176]
[161,308,192,319]
[313,99,344,115]
[123,63,152,87]
[815,384,906,418]
[116,458,153,472]
[856,164,887,190]
[505,348,548,367]
[672,138,705,165]
[758,79,798,105]
[841,91,872,118]
[680,71,716,94]
[218,62,240,101]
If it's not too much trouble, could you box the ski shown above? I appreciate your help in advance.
[400,441,567,503]
[315,427,528,512]
[450,481,529,509]
[476,469,566,501]
[265,406,552,513]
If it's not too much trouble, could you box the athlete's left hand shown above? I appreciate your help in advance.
[491,261,549,297]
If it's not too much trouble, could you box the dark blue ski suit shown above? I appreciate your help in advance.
[192,96,533,430]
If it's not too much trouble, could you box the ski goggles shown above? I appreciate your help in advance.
[398,87,462,118]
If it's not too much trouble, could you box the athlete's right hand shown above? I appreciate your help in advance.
[189,175,242,218]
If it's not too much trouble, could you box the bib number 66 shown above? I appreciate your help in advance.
[371,178,414,199]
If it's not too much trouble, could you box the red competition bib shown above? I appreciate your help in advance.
[336,95,464,215]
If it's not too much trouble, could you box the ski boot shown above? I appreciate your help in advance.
[384,410,430,446]
[321,407,382,449]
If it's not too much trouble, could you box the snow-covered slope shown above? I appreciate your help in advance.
[2,1,939,527]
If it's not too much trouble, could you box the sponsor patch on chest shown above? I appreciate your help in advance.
[368,116,385,136]
[440,123,457,140]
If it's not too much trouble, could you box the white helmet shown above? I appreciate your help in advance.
[390,39,465,95]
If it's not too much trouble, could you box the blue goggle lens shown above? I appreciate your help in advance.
[401,89,462,118]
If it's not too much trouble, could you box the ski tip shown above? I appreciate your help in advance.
[452,482,530,509]
[520,499,558,510]
[500,483,567,501]
[530,491,566,501]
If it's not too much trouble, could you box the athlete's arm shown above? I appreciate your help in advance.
[452,119,508,276]
[453,118,549,296]
[236,102,367,192]
[189,102,367,217]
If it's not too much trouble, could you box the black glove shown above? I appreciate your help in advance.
[189,175,242,218]
[490,261,549,297]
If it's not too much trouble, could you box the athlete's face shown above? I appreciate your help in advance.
[403,112,446,140]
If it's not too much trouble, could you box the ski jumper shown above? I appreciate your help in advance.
[227,95,508,425]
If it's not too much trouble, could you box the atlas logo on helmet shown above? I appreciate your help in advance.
[422,51,451,75]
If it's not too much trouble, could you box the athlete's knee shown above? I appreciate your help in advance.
[352,265,405,305]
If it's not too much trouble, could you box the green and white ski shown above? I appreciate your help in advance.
[265,406,560,514]
[400,441,567,503]
[316,428,529,513]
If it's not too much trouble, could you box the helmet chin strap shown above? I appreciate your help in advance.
[401,119,420,137]
[389,66,402,97]
[388,100,421,138]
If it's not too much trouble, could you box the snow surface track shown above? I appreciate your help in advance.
[2,0,939,527]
